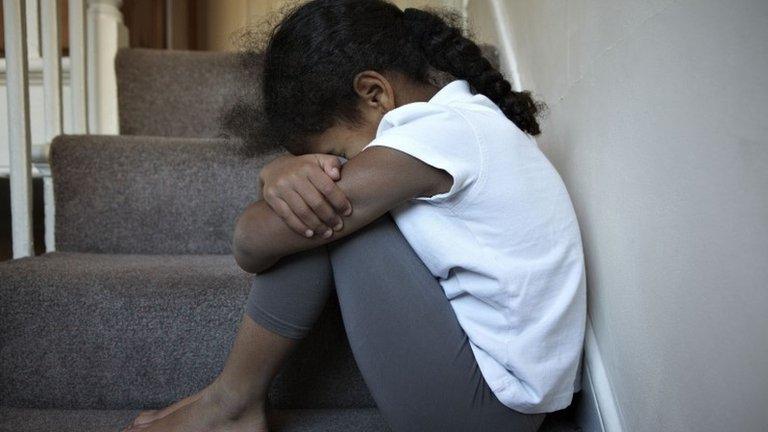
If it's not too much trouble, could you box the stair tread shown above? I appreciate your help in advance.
[116,48,258,139]
[0,406,580,432]
[0,407,390,432]
[0,253,373,410]
[50,134,280,255]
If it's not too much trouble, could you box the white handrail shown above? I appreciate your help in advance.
[3,0,35,258]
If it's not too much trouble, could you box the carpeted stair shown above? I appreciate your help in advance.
[0,48,576,431]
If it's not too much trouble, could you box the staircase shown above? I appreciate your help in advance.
[0,48,384,432]
[0,48,578,431]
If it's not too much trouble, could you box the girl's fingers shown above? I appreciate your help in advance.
[294,179,343,231]
[284,190,333,238]
[269,197,315,238]
[308,170,353,217]
[315,153,342,180]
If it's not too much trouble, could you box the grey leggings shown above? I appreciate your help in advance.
[247,215,545,432]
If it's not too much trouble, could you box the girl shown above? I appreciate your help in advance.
[126,1,585,431]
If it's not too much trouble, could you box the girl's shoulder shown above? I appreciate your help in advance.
[378,101,479,148]
[367,100,485,207]
[380,79,504,138]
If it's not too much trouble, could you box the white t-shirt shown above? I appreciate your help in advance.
[364,80,586,414]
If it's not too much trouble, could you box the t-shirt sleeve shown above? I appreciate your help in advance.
[363,103,482,205]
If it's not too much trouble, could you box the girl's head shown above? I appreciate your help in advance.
[228,0,543,157]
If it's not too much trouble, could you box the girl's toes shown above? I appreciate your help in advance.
[131,410,159,426]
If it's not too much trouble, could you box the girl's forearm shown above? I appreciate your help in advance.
[232,197,361,274]
[232,183,392,274]
[232,147,451,274]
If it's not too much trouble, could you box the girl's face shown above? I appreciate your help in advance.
[305,117,382,159]
[304,70,439,159]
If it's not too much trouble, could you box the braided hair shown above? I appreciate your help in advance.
[402,8,542,136]
[226,0,543,155]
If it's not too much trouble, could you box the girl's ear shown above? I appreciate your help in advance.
[353,71,396,113]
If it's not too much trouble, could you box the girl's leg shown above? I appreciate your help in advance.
[329,216,546,432]
[126,248,333,432]
[128,215,543,432]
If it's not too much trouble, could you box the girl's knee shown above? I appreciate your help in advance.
[329,215,403,258]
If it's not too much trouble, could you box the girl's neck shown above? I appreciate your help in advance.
[389,73,441,107]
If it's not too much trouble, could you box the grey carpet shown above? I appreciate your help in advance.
[0,252,373,410]
[0,407,390,432]
[0,407,579,432]
[50,134,284,255]
[116,48,262,139]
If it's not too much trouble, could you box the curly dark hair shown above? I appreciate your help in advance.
[223,0,544,155]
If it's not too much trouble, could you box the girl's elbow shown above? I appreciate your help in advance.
[233,211,263,273]
[233,213,280,274]
[234,250,269,274]
[232,235,276,274]
[232,238,257,273]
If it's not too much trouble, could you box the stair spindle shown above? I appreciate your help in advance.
[41,0,64,141]
[2,0,35,258]
[40,0,64,252]
[69,0,88,133]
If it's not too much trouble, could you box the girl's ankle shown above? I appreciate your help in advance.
[203,380,266,420]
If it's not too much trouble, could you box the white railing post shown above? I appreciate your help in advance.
[86,0,127,134]
[42,174,55,252]
[40,0,63,252]
[25,0,41,58]
[69,0,88,133]
[3,0,35,258]
[41,0,63,141]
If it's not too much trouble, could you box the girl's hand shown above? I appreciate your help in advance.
[259,154,352,238]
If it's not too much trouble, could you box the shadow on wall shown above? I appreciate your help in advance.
[0,178,46,261]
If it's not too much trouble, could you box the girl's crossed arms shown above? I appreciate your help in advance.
[233,71,452,274]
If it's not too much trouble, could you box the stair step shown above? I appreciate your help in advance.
[116,48,258,139]
[50,134,280,255]
[0,406,582,431]
[0,407,390,432]
[0,252,373,410]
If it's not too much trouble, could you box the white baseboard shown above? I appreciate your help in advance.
[575,360,604,432]
[582,319,624,432]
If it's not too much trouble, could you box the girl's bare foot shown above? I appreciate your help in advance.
[123,316,294,432]
[126,389,205,429]
[124,382,267,432]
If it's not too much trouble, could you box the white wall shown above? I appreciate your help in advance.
[467,1,768,431]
